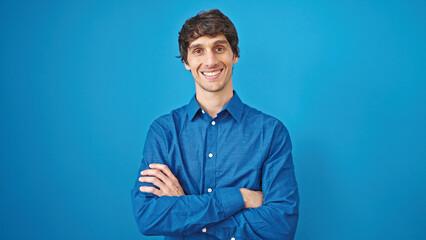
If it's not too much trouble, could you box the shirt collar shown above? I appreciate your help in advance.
[186,94,201,120]
[223,91,243,122]
[186,91,244,122]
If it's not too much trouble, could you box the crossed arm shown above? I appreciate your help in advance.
[139,163,264,208]
[131,122,299,239]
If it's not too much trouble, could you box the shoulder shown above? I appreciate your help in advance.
[242,103,289,135]
[148,104,187,136]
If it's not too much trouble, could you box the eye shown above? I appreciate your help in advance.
[193,49,203,54]
[215,46,225,52]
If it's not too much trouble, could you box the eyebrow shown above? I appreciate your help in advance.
[189,39,229,50]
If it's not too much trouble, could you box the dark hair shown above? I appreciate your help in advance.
[178,9,239,64]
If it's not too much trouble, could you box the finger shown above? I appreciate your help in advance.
[141,168,177,193]
[139,186,162,197]
[149,164,179,182]
[139,176,166,189]
[140,169,168,183]
[146,164,176,187]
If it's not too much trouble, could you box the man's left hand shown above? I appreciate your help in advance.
[139,163,185,197]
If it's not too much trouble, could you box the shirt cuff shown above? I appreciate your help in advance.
[215,187,245,218]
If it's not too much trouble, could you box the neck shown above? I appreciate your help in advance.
[195,85,234,118]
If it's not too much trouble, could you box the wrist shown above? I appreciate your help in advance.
[239,188,248,208]
[239,188,263,209]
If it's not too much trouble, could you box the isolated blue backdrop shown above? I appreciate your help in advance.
[1,0,425,239]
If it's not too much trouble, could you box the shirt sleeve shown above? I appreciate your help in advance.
[131,122,245,236]
[205,122,300,240]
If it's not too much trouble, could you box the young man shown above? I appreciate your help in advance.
[131,9,299,240]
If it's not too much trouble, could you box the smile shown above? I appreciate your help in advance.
[202,69,222,76]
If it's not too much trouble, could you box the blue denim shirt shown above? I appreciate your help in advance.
[131,92,299,240]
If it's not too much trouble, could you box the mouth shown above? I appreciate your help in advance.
[201,69,223,80]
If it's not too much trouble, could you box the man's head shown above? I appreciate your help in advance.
[178,9,240,94]
[178,9,239,65]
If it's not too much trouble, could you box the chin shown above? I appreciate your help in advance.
[202,84,227,93]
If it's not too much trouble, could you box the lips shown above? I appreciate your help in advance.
[201,69,223,79]
[202,70,221,76]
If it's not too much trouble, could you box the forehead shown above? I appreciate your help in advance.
[188,34,229,48]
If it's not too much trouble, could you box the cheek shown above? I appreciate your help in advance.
[191,70,199,80]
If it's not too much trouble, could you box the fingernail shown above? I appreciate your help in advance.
[149,164,153,168]
[139,177,143,182]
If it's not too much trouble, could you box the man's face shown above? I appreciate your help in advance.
[184,34,238,94]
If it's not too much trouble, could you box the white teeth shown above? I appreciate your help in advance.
[203,70,221,76]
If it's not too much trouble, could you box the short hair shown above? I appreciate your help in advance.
[178,9,239,64]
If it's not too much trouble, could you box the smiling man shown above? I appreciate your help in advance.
[131,9,299,240]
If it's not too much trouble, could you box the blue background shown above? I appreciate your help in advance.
[1,0,425,239]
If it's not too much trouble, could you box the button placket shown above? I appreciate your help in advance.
[205,116,217,194]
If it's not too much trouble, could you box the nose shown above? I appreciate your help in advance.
[204,51,219,68]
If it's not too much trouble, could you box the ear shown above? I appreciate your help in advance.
[184,62,191,71]
[233,55,239,64]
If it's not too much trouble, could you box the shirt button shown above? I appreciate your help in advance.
[202,227,207,233]
[202,110,205,114]
[208,153,213,158]
[231,238,236,240]
[207,188,212,193]
[211,121,216,125]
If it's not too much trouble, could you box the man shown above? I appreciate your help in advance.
[131,9,299,240]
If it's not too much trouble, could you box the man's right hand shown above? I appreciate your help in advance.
[239,188,263,208]
[139,164,185,197]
